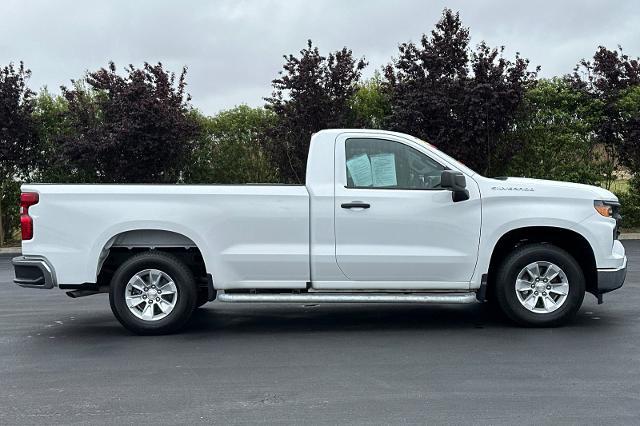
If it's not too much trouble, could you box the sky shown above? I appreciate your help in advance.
[2,0,639,115]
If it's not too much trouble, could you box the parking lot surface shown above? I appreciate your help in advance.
[1,242,640,425]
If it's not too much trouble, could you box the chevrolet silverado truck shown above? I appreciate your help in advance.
[13,129,627,334]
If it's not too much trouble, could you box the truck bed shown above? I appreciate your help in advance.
[22,184,311,288]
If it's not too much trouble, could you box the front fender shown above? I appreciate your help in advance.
[471,217,600,289]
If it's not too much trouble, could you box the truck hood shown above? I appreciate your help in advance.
[482,177,618,201]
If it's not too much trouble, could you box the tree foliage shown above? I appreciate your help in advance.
[0,62,38,244]
[618,85,640,175]
[383,9,537,175]
[185,105,278,183]
[0,62,38,178]
[503,78,606,184]
[571,46,640,187]
[58,62,198,183]
[265,40,367,183]
[349,72,390,129]
[31,89,77,182]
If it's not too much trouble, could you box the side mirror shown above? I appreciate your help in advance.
[440,170,469,202]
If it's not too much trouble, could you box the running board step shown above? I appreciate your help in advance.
[218,292,478,304]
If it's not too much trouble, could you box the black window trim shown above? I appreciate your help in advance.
[343,136,448,191]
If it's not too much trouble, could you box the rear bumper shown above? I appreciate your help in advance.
[596,256,627,295]
[12,256,57,289]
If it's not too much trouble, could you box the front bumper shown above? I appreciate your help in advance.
[596,256,627,295]
[12,256,57,289]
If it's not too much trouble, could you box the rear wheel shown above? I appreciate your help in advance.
[109,251,197,335]
[495,243,585,327]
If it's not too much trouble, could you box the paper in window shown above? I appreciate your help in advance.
[370,153,397,187]
[346,154,373,187]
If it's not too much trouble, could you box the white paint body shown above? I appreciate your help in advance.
[21,129,625,291]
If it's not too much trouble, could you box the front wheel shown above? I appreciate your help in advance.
[495,243,585,327]
[109,251,197,335]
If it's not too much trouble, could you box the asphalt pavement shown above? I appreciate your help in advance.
[1,243,640,425]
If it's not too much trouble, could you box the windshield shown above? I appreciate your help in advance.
[410,136,478,177]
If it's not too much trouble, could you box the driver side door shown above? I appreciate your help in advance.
[333,134,481,289]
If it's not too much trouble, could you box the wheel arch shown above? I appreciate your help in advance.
[92,227,211,289]
[486,226,597,297]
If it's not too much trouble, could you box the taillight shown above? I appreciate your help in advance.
[20,192,39,240]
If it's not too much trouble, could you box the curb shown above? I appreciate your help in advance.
[0,247,20,255]
[620,233,640,240]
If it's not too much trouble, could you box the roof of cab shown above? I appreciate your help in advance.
[313,129,419,140]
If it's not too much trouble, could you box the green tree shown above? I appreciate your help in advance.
[185,105,278,183]
[502,78,606,184]
[349,72,390,129]
[31,88,83,182]
[265,40,367,183]
[0,62,38,245]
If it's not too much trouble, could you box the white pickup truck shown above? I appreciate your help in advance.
[13,129,626,334]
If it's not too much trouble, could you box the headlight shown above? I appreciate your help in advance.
[594,200,615,217]
[595,200,622,239]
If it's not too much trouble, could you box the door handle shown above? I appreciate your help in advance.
[341,202,370,209]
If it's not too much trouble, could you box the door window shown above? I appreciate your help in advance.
[345,138,445,189]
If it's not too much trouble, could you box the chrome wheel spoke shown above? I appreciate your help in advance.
[515,261,569,314]
[125,269,178,322]
[129,276,147,292]
[516,279,533,292]
[549,283,569,296]
[524,292,538,309]
[543,264,561,281]
[126,294,145,308]
[542,295,556,310]
[525,263,540,279]
[141,303,154,320]
[149,270,161,287]
[159,281,175,290]
[157,298,173,313]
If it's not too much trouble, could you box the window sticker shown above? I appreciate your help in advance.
[346,154,373,187]
[370,153,397,187]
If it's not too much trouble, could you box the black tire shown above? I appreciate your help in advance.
[495,243,585,327]
[109,251,197,335]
